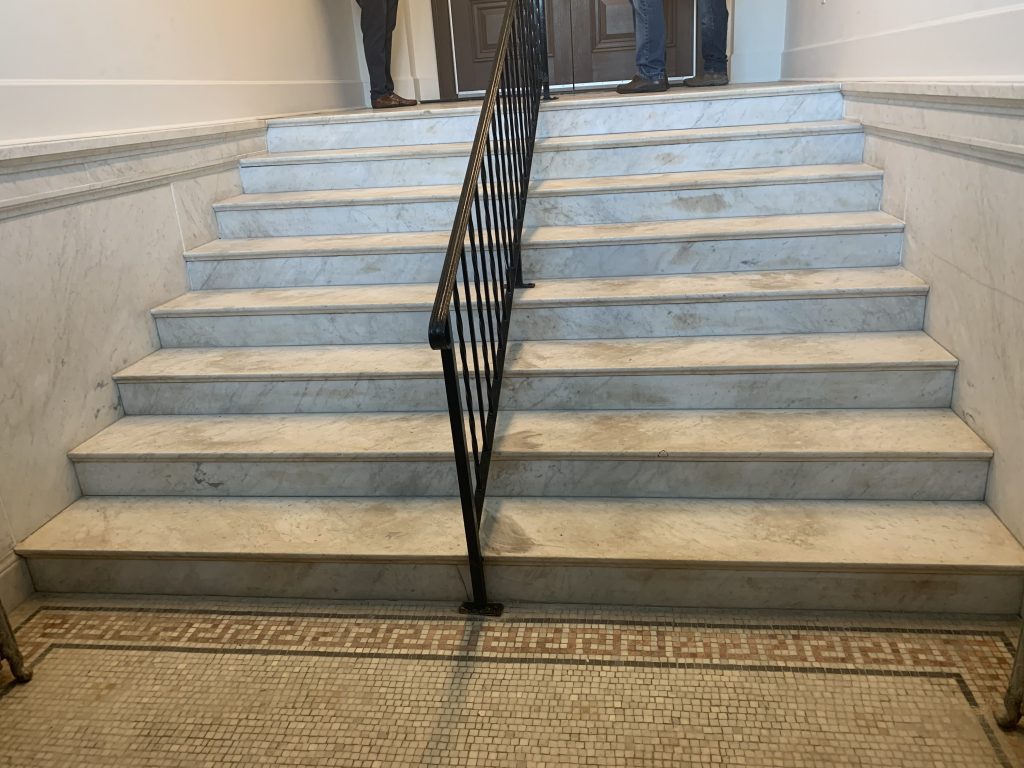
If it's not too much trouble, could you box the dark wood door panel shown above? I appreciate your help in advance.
[447,0,572,93]
[439,0,694,96]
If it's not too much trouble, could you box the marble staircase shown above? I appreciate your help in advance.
[18,83,1024,612]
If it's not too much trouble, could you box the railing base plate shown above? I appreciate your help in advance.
[460,601,505,617]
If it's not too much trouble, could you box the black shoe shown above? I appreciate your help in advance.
[684,71,729,88]
[616,74,669,95]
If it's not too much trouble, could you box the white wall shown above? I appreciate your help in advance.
[783,0,1024,81]
[730,0,787,84]
[0,0,367,142]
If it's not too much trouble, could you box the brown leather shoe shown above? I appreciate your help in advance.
[372,92,418,109]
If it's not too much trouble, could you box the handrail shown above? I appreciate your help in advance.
[428,0,551,615]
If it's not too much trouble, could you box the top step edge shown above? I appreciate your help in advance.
[266,83,844,129]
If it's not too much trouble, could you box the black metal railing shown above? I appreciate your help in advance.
[428,0,551,614]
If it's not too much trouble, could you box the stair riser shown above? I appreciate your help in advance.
[216,200,458,238]
[186,232,903,290]
[73,458,988,500]
[524,179,882,229]
[537,92,845,139]
[27,559,469,601]
[531,133,865,181]
[187,251,444,290]
[155,297,925,346]
[241,133,864,193]
[485,567,1023,614]
[24,559,1021,614]
[118,370,954,415]
[241,154,469,193]
[215,179,882,238]
[266,92,843,152]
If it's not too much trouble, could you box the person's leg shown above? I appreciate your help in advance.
[356,0,389,100]
[619,0,668,93]
[700,0,729,73]
[633,0,667,81]
[384,0,399,95]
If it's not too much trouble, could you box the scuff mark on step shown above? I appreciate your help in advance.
[193,463,224,489]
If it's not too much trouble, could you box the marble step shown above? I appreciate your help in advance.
[214,164,884,238]
[186,211,905,290]
[242,121,865,192]
[115,332,956,415]
[153,267,928,346]
[266,83,844,151]
[68,409,991,499]
[17,496,1024,612]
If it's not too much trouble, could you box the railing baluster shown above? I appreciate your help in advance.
[428,0,548,616]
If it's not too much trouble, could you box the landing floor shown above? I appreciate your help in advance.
[2,596,1022,767]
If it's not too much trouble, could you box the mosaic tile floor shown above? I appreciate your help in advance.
[1,596,1023,767]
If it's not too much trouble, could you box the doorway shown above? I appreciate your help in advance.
[431,0,696,99]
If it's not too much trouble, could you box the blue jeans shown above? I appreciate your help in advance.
[629,0,666,81]
[699,0,729,73]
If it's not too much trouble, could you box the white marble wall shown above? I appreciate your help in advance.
[844,83,1024,544]
[0,124,257,607]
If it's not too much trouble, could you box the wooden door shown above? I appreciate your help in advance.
[435,0,695,97]
[444,0,572,94]
[570,0,695,84]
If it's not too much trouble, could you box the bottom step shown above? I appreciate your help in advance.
[18,497,1024,613]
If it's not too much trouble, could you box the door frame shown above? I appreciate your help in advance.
[429,0,696,100]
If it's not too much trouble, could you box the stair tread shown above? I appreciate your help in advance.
[153,267,926,317]
[16,497,465,561]
[186,212,904,261]
[115,332,956,382]
[214,164,881,210]
[265,82,842,128]
[18,496,1024,573]
[482,498,1024,571]
[68,410,991,462]
[243,121,862,166]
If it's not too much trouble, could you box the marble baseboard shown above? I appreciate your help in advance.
[0,554,35,611]
[118,369,953,416]
[27,558,469,601]
[485,565,1023,614]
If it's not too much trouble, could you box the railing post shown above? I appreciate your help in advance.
[536,0,555,101]
[440,343,502,616]
[997,623,1024,730]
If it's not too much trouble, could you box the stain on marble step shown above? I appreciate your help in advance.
[113,333,956,414]
[266,83,843,151]
[241,121,865,191]
[184,212,905,289]
[67,410,991,499]
[152,267,928,346]
[213,165,883,238]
